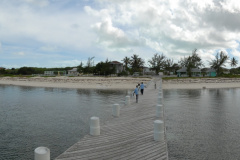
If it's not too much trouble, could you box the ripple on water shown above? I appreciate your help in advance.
[164,88,240,160]
[0,85,131,160]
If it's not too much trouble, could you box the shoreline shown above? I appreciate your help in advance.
[163,77,240,89]
[1,77,240,90]
[0,76,152,90]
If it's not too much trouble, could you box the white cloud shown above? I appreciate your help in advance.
[84,0,240,67]
[220,0,240,13]
[1,0,240,68]
[230,49,240,60]
[13,51,26,56]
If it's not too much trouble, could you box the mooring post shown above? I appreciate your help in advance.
[34,147,50,160]
[158,95,163,104]
[159,91,162,96]
[125,96,130,105]
[154,120,164,141]
[156,104,164,118]
[90,117,100,136]
[112,104,120,117]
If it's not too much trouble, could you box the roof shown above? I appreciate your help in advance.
[206,68,216,72]
[176,67,187,72]
[176,67,201,73]
[191,68,201,72]
[68,68,78,72]
[110,61,123,64]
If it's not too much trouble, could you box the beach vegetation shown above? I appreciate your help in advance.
[117,70,128,76]
[122,56,131,72]
[230,57,238,68]
[209,51,229,76]
[77,61,84,73]
[148,53,166,75]
[94,59,115,76]
[164,59,179,75]
[130,54,145,74]
[178,49,204,77]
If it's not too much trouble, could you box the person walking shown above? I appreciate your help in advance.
[140,82,145,95]
[134,85,139,103]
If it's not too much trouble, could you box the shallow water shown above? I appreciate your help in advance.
[0,85,131,160]
[164,88,240,160]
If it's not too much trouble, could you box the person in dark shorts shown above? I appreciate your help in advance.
[140,82,145,95]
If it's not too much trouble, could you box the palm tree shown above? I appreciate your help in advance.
[230,57,238,68]
[130,54,145,72]
[209,51,229,76]
[121,56,130,71]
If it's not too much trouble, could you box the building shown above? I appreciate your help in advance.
[44,71,55,76]
[68,68,79,76]
[142,67,155,75]
[176,67,201,77]
[205,68,216,77]
[110,61,123,74]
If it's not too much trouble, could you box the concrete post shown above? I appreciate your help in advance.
[154,120,164,141]
[158,91,162,96]
[34,147,50,160]
[156,104,164,118]
[90,117,100,136]
[158,95,163,104]
[112,104,120,117]
[125,96,130,105]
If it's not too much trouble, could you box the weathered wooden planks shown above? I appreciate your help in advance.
[55,78,168,160]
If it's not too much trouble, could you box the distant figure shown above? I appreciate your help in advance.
[134,85,139,103]
[140,82,145,95]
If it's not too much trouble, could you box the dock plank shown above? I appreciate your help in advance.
[55,78,168,160]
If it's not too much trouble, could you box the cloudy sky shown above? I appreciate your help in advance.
[0,0,240,68]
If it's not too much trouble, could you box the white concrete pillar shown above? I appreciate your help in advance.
[158,91,162,96]
[125,96,130,105]
[34,147,50,160]
[90,117,100,136]
[158,95,163,104]
[156,104,164,118]
[154,120,164,141]
[112,104,120,117]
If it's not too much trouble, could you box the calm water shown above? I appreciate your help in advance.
[0,85,131,160]
[164,88,240,160]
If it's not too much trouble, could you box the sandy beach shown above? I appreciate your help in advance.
[1,76,240,90]
[0,76,152,90]
[163,78,240,89]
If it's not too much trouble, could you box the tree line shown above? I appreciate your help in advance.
[0,49,239,76]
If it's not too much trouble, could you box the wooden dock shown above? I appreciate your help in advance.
[55,79,168,160]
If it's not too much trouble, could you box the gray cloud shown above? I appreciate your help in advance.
[1,0,240,68]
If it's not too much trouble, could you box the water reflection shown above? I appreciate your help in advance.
[165,88,240,160]
[0,85,130,160]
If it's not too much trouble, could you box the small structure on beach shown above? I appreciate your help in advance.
[68,68,79,76]
[205,68,216,77]
[177,67,201,77]
[142,67,155,75]
[110,61,123,74]
[44,71,55,76]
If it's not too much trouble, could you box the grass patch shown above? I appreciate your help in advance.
[163,75,240,80]
[0,74,34,78]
